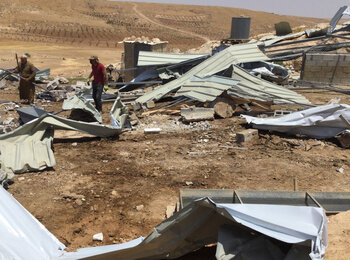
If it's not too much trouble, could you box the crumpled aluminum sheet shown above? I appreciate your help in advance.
[242,104,350,139]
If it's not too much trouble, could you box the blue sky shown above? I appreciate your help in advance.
[112,0,350,18]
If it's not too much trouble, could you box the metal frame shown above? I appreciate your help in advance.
[180,189,350,214]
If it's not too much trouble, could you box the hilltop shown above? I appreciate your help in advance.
[0,0,326,50]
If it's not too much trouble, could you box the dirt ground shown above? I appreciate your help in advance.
[1,80,349,258]
[0,39,123,77]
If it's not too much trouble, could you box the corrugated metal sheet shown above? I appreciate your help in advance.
[229,65,310,105]
[136,43,269,104]
[0,98,128,174]
[137,51,208,66]
[243,104,350,138]
[62,94,102,123]
[261,31,305,47]
[174,75,239,102]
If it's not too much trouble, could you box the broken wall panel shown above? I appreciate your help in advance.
[301,53,350,84]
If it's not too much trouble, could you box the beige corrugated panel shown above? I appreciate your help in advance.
[137,51,208,66]
[229,65,311,105]
[174,75,240,102]
[136,43,269,104]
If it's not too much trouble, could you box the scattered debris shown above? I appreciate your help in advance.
[337,167,345,173]
[135,205,144,211]
[144,128,162,134]
[92,233,104,242]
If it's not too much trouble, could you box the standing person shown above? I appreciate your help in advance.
[87,56,108,113]
[15,54,36,104]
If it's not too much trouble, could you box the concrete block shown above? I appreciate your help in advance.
[307,66,321,72]
[181,107,214,122]
[304,60,319,67]
[320,66,333,73]
[310,54,323,61]
[322,54,338,61]
[236,129,258,143]
[326,61,337,67]
[340,67,350,73]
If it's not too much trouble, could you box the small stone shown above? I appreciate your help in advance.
[166,205,175,218]
[135,204,144,211]
[337,167,344,174]
[18,177,25,181]
[72,142,78,147]
[93,233,103,241]
[185,181,193,186]
[111,190,121,198]
[76,199,83,206]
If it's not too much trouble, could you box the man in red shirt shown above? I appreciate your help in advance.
[87,56,108,112]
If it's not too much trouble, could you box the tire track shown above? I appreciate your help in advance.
[132,3,210,44]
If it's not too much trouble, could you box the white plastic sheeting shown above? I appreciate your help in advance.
[0,186,66,260]
[242,104,350,139]
[0,189,328,260]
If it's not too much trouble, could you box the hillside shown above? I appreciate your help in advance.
[0,0,326,50]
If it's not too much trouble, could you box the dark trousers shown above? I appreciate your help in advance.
[92,82,103,112]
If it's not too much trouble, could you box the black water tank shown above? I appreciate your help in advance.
[230,17,251,40]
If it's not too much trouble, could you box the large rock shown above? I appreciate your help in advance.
[210,97,235,118]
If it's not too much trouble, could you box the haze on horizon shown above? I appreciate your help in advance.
[112,0,350,19]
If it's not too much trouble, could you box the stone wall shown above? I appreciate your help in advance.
[301,53,350,84]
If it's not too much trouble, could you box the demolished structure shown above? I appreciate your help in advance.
[0,185,328,260]
[2,5,350,260]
